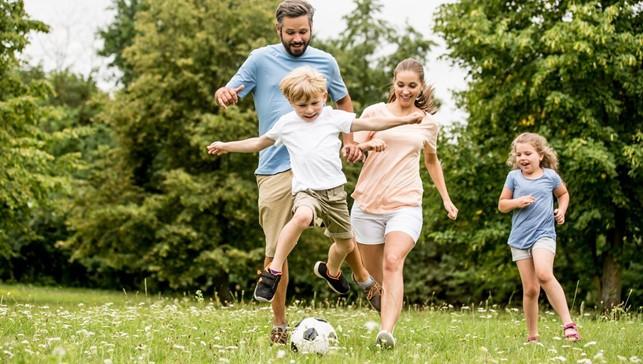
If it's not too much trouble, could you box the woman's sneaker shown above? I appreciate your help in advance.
[313,261,350,295]
[376,330,396,349]
[253,269,281,302]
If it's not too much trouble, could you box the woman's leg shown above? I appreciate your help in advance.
[516,258,541,339]
[379,232,415,333]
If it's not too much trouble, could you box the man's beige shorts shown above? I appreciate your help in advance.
[257,170,293,258]
[293,185,353,240]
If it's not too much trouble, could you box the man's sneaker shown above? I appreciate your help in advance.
[270,326,288,345]
[313,261,350,295]
[376,330,396,349]
[254,269,281,302]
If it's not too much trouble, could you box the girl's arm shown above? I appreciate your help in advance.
[350,111,424,132]
[207,135,275,155]
[498,188,535,213]
[423,148,458,220]
[554,183,569,224]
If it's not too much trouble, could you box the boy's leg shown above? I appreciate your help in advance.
[345,248,371,284]
[516,258,540,339]
[269,207,314,272]
[326,237,355,275]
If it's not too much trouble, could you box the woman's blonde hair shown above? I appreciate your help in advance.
[507,132,559,171]
[279,66,327,103]
[387,58,437,114]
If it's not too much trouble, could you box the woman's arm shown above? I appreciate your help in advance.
[423,148,458,220]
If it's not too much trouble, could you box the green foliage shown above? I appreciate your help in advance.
[434,0,642,306]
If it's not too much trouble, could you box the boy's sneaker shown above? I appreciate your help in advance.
[270,326,288,345]
[313,261,350,295]
[353,273,382,312]
[376,330,396,349]
[254,269,281,302]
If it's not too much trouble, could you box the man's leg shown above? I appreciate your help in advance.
[256,171,293,344]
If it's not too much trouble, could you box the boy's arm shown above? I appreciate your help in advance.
[498,187,535,213]
[554,183,569,224]
[207,135,275,155]
[350,111,424,132]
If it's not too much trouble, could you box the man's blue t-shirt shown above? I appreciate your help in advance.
[226,44,348,175]
[504,168,562,249]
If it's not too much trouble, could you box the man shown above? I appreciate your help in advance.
[213,0,381,345]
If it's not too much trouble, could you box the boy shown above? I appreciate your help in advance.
[207,67,424,302]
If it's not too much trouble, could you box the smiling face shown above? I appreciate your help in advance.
[291,92,326,122]
[277,16,311,57]
[514,142,544,176]
[392,70,423,109]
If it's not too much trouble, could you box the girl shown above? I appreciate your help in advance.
[351,58,459,349]
[498,132,580,342]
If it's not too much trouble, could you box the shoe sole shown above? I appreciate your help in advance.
[313,261,349,295]
[253,286,274,303]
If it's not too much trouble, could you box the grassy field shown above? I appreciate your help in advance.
[0,284,640,363]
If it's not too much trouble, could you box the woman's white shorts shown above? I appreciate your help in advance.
[350,203,423,245]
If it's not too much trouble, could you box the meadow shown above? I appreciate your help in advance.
[0,284,640,363]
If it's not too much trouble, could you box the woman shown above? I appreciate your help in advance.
[351,58,458,349]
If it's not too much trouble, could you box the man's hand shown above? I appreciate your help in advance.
[214,85,245,109]
[359,138,387,152]
[342,143,364,163]
[207,141,228,156]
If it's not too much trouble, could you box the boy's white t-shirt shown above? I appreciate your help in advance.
[264,106,355,194]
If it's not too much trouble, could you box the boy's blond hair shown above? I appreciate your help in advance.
[279,67,327,103]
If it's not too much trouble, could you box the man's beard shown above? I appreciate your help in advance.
[280,35,310,57]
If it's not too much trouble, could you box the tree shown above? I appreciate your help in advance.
[434,0,642,307]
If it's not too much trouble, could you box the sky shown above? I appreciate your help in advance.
[22,0,468,123]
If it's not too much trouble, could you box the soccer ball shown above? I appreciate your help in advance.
[290,317,338,355]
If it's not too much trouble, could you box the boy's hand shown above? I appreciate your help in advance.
[402,111,425,124]
[214,85,244,109]
[359,139,387,152]
[342,143,364,163]
[554,208,566,225]
[516,195,535,208]
[207,141,228,155]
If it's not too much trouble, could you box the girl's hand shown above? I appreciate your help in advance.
[207,141,228,155]
[554,208,566,225]
[444,200,458,220]
[360,138,387,152]
[516,195,535,208]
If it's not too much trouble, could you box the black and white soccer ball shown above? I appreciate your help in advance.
[290,317,338,355]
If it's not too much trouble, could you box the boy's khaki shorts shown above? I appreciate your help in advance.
[257,170,293,258]
[293,185,353,240]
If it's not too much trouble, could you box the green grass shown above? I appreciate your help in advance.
[0,284,641,363]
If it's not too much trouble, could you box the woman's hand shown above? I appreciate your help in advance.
[443,200,458,220]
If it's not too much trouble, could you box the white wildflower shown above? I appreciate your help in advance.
[576,359,592,364]
[364,320,378,332]
[104,359,113,364]
[553,356,567,362]
[52,347,66,357]
[583,341,597,347]
[481,346,489,353]
[277,350,286,359]
[630,357,641,363]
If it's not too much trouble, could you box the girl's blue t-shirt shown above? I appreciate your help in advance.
[226,44,348,175]
[504,168,562,249]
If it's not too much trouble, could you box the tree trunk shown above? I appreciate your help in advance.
[600,210,624,308]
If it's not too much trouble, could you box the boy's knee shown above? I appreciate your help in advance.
[290,207,313,228]
[334,238,355,254]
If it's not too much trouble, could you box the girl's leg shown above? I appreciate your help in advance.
[380,232,415,333]
[268,207,313,272]
[516,258,541,339]
[357,243,384,284]
[532,249,573,325]
[326,237,355,276]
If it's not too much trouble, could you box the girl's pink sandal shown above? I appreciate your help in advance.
[526,335,539,343]
[563,322,581,342]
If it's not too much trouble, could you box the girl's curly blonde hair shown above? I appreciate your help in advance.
[507,132,558,171]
